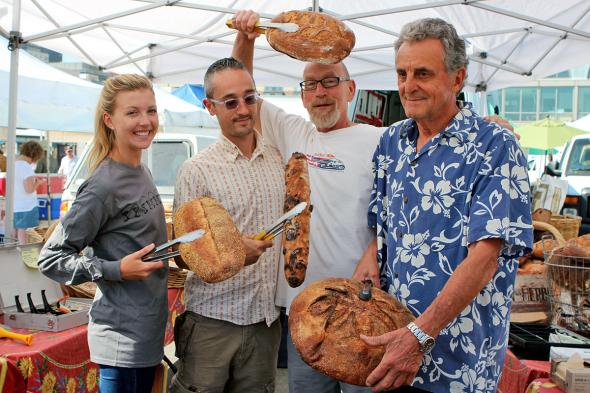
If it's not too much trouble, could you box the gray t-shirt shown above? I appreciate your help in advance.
[39,158,168,367]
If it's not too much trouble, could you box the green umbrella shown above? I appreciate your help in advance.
[516,117,587,150]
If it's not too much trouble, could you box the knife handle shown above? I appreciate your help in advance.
[226,19,266,34]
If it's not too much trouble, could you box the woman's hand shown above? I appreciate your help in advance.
[120,244,165,280]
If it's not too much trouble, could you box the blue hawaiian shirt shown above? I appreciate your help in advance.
[368,103,533,392]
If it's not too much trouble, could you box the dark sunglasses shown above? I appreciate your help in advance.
[208,92,260,110]
[299,76,350,91]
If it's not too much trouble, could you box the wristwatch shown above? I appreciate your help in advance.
[406,322,435,354]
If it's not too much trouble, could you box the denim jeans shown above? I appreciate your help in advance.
[99,364,157,393]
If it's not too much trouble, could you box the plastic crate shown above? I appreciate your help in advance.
[509,322,590,360]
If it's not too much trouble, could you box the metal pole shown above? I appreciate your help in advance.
[6,0,21,239]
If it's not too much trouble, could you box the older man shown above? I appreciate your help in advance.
[359,18,533,392]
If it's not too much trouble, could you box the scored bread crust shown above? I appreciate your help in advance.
[282,152,311,288]
[266,11,355,64]
[289,278,415,386]
[174,197,246,283]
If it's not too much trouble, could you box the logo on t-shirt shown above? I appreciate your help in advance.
[306,153,346,171]
[120,191,162,222]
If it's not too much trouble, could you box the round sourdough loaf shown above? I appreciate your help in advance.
[289,278,415,386]
[173,197,246,283]
[266,11,355,64]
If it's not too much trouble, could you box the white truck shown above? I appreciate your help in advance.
[547,133,590,234]
[60,131,219,215]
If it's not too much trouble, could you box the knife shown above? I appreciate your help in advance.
[254,202,307,240]
[226,19,299,34]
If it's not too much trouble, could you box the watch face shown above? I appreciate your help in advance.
[422,337,435,353]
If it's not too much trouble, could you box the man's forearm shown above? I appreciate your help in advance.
[232,32,255,75]
[414,239,502,338]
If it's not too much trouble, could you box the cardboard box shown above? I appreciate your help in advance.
[551,347,590,393]
[0,241,91,332]
[512,269,550,312]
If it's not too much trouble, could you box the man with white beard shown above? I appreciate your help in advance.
[232,10,382,393]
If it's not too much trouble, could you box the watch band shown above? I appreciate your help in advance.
[406,322,435,354]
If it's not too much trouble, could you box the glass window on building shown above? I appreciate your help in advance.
[486,90,502,115]
[504,87,537,121]
[579,86,590,118]
[541,87,573,121]
[541,87,556,116]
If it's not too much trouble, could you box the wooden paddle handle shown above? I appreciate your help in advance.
[0,326,33,345]
[226,19,266,34]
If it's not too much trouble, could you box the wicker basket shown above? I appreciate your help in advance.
[550,215,582,241]
[533,220,565,246]
[168,267,188,288]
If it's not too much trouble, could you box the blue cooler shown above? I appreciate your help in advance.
[38,194,61,220]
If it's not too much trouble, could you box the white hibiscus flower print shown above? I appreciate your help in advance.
[399,233,431,267]
[500,163,530,200]
[446,132,477,156]
[421,180,455,215]
[491,292,509,326]
[448,306,476,354]
[449,365,486,393]
[389,277,410,301]
[485,217,510,237]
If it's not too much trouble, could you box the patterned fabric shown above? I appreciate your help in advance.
[368,102,533,392]
[174,133,284,326]
[0,288,184,393]
[497,350,551,393]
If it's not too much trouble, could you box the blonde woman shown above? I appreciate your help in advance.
[14,140,45,244]
[38,74,167,393]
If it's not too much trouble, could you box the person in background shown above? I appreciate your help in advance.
[57,144,78,179]
[38,74,167,393]
[14,140,45,244]
[0,146,6,172]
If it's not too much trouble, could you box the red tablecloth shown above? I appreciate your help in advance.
[498,349,552,393]
[0,288,185,393]
[526,378,564,393]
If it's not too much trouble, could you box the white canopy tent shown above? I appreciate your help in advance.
[0,35,213,131]
[1,0,590,235]
[569,113,590,132]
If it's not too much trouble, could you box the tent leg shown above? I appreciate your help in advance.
[5,0,22,240]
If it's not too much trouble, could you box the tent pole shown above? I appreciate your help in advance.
[5,0,21,240]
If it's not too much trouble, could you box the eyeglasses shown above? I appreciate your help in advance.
[299,77,350,91]
[208,92,259,110]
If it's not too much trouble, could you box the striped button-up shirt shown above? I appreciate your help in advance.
[174,132,284,326]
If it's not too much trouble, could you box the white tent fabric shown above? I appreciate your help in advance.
[0,37,213,131]
[569,113,590,132]
[0,37,101,131]
[1,0,589,92]
[1,0,590,235]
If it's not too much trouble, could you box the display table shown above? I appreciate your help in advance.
[0,288,185,393]
[498,349,552,393]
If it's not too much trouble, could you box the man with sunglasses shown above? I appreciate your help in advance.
[232,10,383,393]
[171,57,285,393]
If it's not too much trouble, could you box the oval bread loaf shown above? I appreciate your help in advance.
[174,197,246,283]
[289,278,415,386]
[266,10,355,64]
